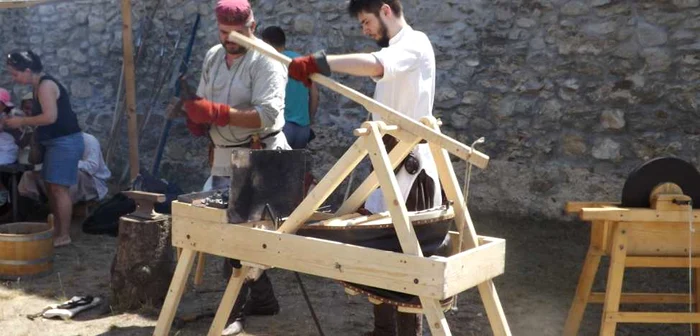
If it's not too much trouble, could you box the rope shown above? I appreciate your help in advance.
[689,200,695,336]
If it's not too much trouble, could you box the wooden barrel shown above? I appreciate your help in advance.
[0,222,54,279]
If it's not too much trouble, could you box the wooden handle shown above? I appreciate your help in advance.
[226,31,490,169]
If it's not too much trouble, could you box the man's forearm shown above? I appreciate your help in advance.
[327,54,384,77]
[227,106,262,128]
[309,84,319,124]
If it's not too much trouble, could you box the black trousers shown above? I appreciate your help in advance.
[223,259,279,322]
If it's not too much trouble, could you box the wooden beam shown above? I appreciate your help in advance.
[120,0,140,181]
[171,213,451,299]
[363,122,422,256]
[223,31,489,169]
[440,237,506,298]
[153,248,196,336]
[607,312,700,324]
[423,116,511,336]
[580,207,700,222]
[625,256,700,268]
[565,201,620,214]
[590,293,695,304]
[0,0,58,9]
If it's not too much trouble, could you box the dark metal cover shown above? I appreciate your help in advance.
[621,157,700,208]
[227,149,310,223]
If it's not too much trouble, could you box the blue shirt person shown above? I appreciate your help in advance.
[262,26,319,149]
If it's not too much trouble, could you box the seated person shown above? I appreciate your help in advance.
[9,92,33,163]
[0,88,20,208]
[18,132,110,204]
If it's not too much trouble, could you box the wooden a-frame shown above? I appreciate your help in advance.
[152,32,512,336]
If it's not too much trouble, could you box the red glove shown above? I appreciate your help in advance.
[288,51,331,88]
[183,97,231,126]
[186,117,208,137]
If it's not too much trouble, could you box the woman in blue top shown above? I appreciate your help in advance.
[6,50,84,247]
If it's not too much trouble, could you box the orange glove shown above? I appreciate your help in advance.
[186,117,208,137]
[183,97,231,126]
[288,51,331,88]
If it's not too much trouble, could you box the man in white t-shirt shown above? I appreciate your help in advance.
[288,1,440,335]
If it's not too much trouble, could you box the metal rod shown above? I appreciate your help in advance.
[294,272,325,336]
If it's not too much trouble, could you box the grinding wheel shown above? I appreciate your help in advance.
[621,157,700,208]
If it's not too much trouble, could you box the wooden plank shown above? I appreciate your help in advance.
[208,267,248,336]
[171,216,448,299]
[441,238,506,298]
[607,312,700,324]
[120,0,140,180]
[422,117,511,336]
[153,248,196,336]
[306,207,454,228]
[625,222,700,255]
[563,248,602,336]
[589,293,695,304]
[580,208,700,222]
[336,132,420,216]
[170,202,229,224]
[0,0,58,9]
[565,201,619,213]
[600,223,628,336]
[625,256,700,268]
[305,212,371,227]
[223,31,489,168]
[363,122,422,256]
[278,137,367,234]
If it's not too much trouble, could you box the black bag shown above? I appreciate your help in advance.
[81,193,136,237]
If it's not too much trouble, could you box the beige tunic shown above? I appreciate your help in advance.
[197,42,289,177]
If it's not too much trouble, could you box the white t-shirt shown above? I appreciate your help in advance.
[371,26,435,122]
[364,26,442,213]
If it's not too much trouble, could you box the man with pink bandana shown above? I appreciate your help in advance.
[181,1,288,334]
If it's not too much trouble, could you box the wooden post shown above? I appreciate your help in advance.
[563,247,603,336]
[120,0,140,181]
[599,223,629,336]
[422,117,511,336]
[112,192,174,310]
[153,248,196,336]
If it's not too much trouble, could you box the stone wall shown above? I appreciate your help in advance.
[1,0,699,219]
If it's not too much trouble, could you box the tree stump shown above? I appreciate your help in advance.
[110,192,174,310]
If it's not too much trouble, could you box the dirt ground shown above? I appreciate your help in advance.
[0,210,695,336]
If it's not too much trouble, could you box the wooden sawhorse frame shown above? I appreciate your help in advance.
[153,31,512,336]
[564,196,700,335]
